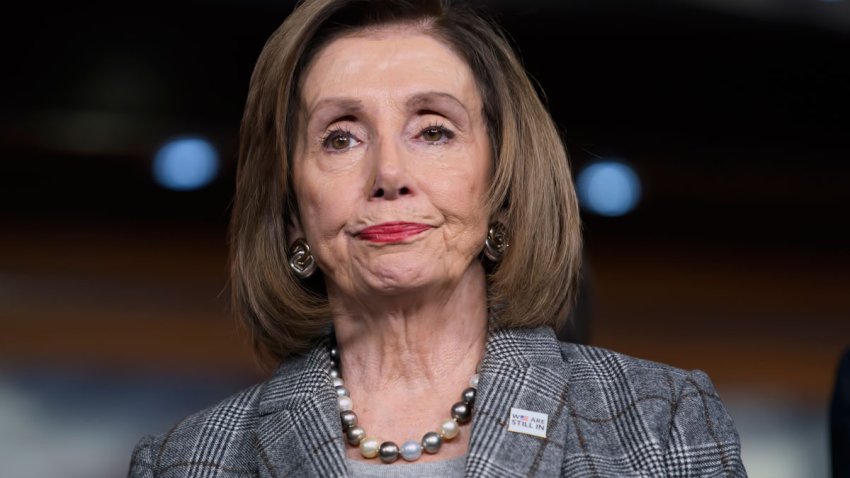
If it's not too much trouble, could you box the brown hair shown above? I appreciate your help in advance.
[231,0,582,364]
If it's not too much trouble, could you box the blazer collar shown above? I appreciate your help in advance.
[255,327,571,477]
[255,335,349,477]
[466,326,572,477]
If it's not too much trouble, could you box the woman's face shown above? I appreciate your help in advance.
[291,27,492,301]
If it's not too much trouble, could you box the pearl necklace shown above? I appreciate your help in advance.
[329,345,479,464]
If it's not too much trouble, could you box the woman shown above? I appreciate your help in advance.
[129,0,746,476]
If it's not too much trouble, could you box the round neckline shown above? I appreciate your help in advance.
[346,454,467,468]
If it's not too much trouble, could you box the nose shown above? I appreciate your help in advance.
[369,140,413,200]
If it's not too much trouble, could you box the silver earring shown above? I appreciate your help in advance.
[484,223,508,262]
[289,238,317,279]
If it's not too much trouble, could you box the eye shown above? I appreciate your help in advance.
[322,129,359,151]
[420,124,454,144]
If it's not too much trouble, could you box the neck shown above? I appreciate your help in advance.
[330,262,488,388]
[328,262,488,462]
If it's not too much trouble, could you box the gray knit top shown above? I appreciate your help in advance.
[347,455,466,478]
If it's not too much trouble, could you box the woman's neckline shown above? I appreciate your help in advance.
[345,454,467,467]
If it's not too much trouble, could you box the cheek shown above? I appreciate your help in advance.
[448,149,491,216]
[295,169,354,241]
[427,160,490,230]
[294,169,346,239]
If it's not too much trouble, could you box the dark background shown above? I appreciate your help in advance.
[1,1,848,476]
[3,0,849,246]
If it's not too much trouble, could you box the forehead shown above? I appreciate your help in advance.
[300,26,482,113]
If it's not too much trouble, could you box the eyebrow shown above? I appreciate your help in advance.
[306,97,365,123]
[407,91,469,119]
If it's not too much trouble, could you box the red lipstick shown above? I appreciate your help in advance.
[358,222,432,243]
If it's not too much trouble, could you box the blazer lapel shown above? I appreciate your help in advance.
[466,327,572,477]
[255,338,349,478]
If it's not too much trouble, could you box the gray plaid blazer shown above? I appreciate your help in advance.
[128,327,746,477]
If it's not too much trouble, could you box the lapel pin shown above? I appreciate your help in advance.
[507,407,548,438]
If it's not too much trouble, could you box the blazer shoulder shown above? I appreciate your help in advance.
[128,382,265,478]
[559,342,747,476]
[561,341,689,375]
[559,341,730,423]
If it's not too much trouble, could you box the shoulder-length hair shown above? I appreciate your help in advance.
[231,0,582,364]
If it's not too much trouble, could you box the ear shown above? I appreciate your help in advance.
[285,209,304,246]
[489,208,509,227]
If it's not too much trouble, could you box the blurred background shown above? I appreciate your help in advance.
[1,0,848,476]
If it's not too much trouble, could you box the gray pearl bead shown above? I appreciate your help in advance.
[400,440,422,461]
[346,426,365,446]
[335,385,349,397]
[330,347,340,360]
[421,432,442,454]
[329,368,340,379]
[379,441,399,464]
[340,410,358,430]
[461,387,476,406]
[451,401,472,423]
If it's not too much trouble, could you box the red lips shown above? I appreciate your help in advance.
[357,222,432,243]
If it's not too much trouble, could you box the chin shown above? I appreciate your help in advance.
[362,267,434,295]
[356,257,449,295]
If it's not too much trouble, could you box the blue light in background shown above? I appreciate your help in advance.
[576,160,641,217]
[152,137,219,191]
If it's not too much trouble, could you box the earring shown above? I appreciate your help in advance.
[288,238,317,279]
[484,223,508,262]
